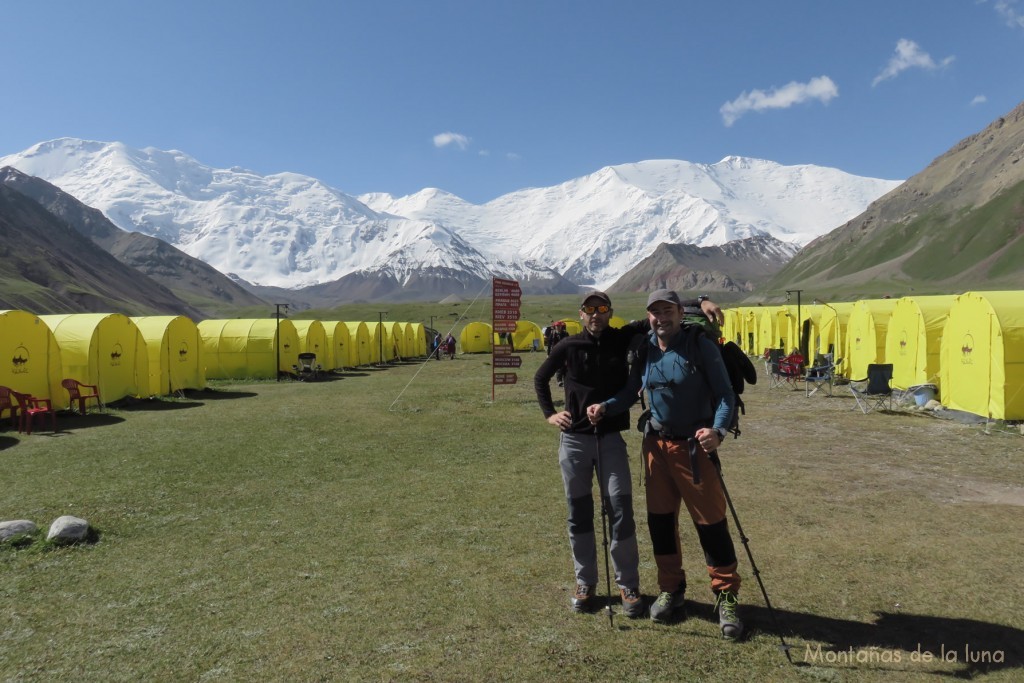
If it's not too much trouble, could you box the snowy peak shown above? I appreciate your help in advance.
[0,138,902,294]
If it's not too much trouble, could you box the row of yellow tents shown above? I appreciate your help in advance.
[0,311,428,410]
[458,316,633,353]
[722,291,1024,420]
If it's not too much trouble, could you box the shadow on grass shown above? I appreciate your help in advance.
[684,599,1022,678]
[0,435,19,450]
[54,412,126,430]
[181,389,259,401]
[109,398,204,412]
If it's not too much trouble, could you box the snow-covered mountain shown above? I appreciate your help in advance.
[0,139,902,291]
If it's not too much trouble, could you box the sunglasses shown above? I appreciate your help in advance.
[581,304,611,314]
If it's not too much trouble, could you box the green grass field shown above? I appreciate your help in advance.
[2,351,1022,682]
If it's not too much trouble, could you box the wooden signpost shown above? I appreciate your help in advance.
[492,277,521,399]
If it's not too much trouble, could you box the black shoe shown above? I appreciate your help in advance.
[650,586,686,623]
[715,590,744,640]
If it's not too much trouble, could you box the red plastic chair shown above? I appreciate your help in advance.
[62,379,103,414]
[0,386,19,430]
[769,352,805,389]
[12,391,56,434]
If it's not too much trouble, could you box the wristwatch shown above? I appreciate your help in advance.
[697,295,710,303]
[714,427,728,441]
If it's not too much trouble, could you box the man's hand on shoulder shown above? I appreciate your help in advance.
[699,297,724,326]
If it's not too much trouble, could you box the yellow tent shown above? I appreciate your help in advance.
[608,316,627,329]
[728,308,758,355]
[460,321,492,353]
[409,323,427,356]
[132,316,206,396]
[774,305,803,355]
[940,291,1024,420]
[0,309,65,407]
[806,302,853,368]
[494,320,544,351]
[367,322,396,363]
[884,295,956,393]
[292,320,329,364]
[40,313,148,403]
[722,308,740,348]
[556,318,584,335]
[756,306,781,356]
[198,318,299,380]
[321,321,351,370]
[345,322,371,366]
[845,299,899,380]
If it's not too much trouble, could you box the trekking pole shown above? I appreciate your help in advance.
[710,452,792,663]
[594,427,615,628]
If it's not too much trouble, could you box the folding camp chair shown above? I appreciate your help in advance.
[293,353,322,381]
[805,355,842,397]
[849,363,894,413]
[769,352,804,389]
[763,348,783,378]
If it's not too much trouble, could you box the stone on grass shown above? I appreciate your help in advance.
[0,520,38,542]
[47,515,90,545]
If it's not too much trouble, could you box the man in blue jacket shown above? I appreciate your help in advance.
[588,289,742,639]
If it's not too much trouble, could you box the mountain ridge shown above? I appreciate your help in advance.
[0,140,901,299]
[760,100,1024,299]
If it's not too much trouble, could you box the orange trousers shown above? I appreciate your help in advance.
[644,435,741,595]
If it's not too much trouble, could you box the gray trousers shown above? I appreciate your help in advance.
[558,431,640,589]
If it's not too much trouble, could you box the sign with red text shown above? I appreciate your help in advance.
[492,278,522,398]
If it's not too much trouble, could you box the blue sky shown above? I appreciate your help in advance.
[3,1,1023,204]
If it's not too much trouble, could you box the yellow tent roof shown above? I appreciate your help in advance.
[40,313,148,403]
[884,296,956,392]
[198,318,299,380]
[941,291,1024,420]
[132,316,206,396]
[0,310,65,407]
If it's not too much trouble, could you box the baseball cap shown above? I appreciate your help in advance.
[646,289,682,310]
[580,291,612,307]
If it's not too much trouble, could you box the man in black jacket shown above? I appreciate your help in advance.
[534,291,719,617]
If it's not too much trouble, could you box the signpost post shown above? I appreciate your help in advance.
[492,277,522,400]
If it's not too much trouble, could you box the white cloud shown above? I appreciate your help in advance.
[872,39,955,87]
[970,94,988,106]
[478,149,490,157]
[994,1,1024,30]
[506,152,521,161]
[719,76,838,127]
[433,132,471,150]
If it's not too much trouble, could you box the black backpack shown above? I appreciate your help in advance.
[681,310,757,437]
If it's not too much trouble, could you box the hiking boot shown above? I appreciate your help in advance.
[620,587,645,619]
[715,589,744,640]
[649,586,685,623]
[571,583,596,613]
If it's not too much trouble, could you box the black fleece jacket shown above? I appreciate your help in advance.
[534,320,650,435]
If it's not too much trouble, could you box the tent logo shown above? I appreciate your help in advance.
[899,331,908,355]
[960,334,974,365]
[11,344,30,375]
[110,342,124,366]
[178,342,189,363]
